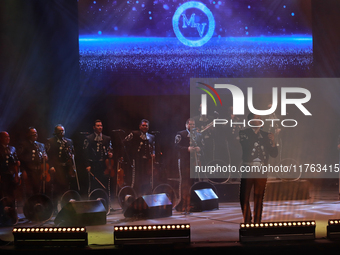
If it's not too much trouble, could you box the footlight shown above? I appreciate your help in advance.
[12,227,88,247]
[114,224,190,245]
[239,221,316,242]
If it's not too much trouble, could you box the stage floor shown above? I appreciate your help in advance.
[1,181,340,253]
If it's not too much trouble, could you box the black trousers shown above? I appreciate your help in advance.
[239,177,267,223]
[89,161,108,191]
[0,173,16,207]
[133,158,152,197]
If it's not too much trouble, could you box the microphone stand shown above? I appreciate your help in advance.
[149,131,160,190]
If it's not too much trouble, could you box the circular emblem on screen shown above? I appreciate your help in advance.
[172,1,215,47]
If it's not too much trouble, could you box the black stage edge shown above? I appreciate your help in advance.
[215,180,310,202]
[3,239,340,255]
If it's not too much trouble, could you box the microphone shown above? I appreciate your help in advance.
[149,131,160,134]
[112,129,125,133]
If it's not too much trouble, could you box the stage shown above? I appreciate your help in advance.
[1,180,340,254]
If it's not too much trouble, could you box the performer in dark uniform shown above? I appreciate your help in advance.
[17,127,47,197]
[174,118,203,213]
[239,113,278,223]
[262,103,282,146]
[0,132,19,208]
[225,106,244,168]
[45,124,74,211]
[83,120,113,192]
[123,119,155,197]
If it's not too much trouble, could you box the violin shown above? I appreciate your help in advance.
[104,158,115,177]
[104,149,115,177]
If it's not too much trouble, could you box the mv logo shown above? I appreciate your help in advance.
[182,13,207,38]
[173,1,215,47]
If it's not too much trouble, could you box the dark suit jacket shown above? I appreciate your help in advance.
[46,136,74,169]
[239,128,278,165]
[83,133,112,167]
[123,131,155,162]
[17,140,46,172]
[175,129,204,169]
[0,145,18,175]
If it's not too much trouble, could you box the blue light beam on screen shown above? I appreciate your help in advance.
[79,35,312,43]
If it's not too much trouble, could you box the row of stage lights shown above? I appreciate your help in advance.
[13,227,86,233]
[113,224,191,245]
[11,220,340,246]
[13,226,88,247]
[240,220,316,228]
[114,224,190,232]
[329,220,340,225]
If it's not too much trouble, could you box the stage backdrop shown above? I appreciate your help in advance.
[0,0,340,192]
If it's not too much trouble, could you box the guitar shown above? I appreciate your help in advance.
[199,120,214,134]
[117,157,125,189]
[198,118,228,134]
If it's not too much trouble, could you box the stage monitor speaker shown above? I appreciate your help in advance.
[54,200,106,226]
[191,188,219,212]
[124,193,172,219]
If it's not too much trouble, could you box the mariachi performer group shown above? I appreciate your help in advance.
[1,112,278,225]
